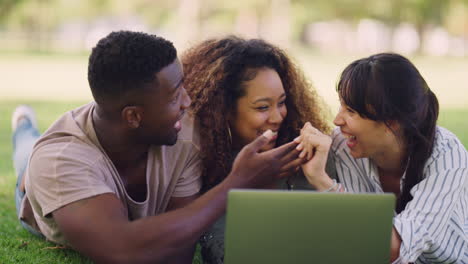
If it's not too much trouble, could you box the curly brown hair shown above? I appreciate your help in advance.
[182,36,331,191]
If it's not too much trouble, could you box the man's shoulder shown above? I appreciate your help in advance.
[37,102,94,142]
[30,102,106,174]
[33,102,98,152]
[31,134,104,167]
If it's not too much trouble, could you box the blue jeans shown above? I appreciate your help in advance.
[13,118,43,237]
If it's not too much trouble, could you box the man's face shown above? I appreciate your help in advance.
[138,58,191,146]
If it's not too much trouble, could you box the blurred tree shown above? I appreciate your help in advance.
[367,0,403,26]
[401,0,449,53]
[176,0,201,48]
[291,0,370,44]
[6,0,60,51]
[1,0,466,54]
[136,0,176,28]
[221,0,269,38]
[0,0,25,24]
[445,0,468,39]
[266,0,291,47]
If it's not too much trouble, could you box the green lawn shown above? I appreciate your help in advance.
[438,109,468,146]
[0,100,466,263]
[0,101,92,263]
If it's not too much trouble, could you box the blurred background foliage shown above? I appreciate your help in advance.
[0,0,467,55]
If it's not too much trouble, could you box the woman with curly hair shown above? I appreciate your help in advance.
[181,36,335,263]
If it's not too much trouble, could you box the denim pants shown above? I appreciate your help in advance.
[13,118,43,237]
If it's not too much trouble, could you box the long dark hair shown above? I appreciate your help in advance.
[182,36,331,191]
[337,53,439,213]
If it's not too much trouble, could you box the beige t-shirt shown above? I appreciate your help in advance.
[21,102,202,245]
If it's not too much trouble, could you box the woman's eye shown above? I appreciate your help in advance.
[278,100,286,106]
[256,106,269,111]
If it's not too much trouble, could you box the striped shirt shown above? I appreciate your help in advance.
[331,126,468,263]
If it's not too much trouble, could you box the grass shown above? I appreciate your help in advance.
[0,100,466,263]
[438,109,468,146]
[0,101,92,264]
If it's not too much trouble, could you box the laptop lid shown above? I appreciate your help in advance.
[224,190,395,264]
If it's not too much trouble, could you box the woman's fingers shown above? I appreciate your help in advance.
[294,122,327,162]
[294,135,301,144]
[299,149,307,159]
[296,142,304,151]
[307,147,313,160]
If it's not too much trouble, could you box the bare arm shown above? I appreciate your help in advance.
[164,195,200,263]
[53,184,229,263]
[53,131,300,264]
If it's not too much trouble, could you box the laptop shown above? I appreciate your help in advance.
[224,190,395,264]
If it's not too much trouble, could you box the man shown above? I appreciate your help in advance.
[12,31,301,263]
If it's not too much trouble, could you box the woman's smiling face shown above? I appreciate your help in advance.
[333,100,397,159]
[231,68,287,152]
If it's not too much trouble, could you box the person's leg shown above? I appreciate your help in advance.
[12,105,43,236]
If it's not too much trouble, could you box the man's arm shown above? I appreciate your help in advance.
[53,132,302,264]
[165,194,200,263]
[53,187,226,264]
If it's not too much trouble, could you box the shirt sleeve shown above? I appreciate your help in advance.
[27,140,114,217]
[393,136,468,262]
[390,256,408,264]
[171,141,202,197]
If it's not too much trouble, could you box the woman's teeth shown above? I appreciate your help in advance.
[260,130,278,136]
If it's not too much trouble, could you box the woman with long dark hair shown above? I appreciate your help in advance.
[298,53,467,263]
[182,36,335,263]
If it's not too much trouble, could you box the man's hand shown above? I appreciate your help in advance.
[227,130,302,189]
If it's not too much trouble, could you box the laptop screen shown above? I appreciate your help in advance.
[224,189,395,264]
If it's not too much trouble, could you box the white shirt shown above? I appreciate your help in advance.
[331,126,468,263]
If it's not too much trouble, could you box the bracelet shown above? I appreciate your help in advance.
[336,183,347,192]
[323,179,338,192]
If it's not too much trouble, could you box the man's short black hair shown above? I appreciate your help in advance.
[88,30,177,103]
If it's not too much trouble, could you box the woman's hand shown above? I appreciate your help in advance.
[294,122,334,190]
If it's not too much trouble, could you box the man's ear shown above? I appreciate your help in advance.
[122,106,143,129]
